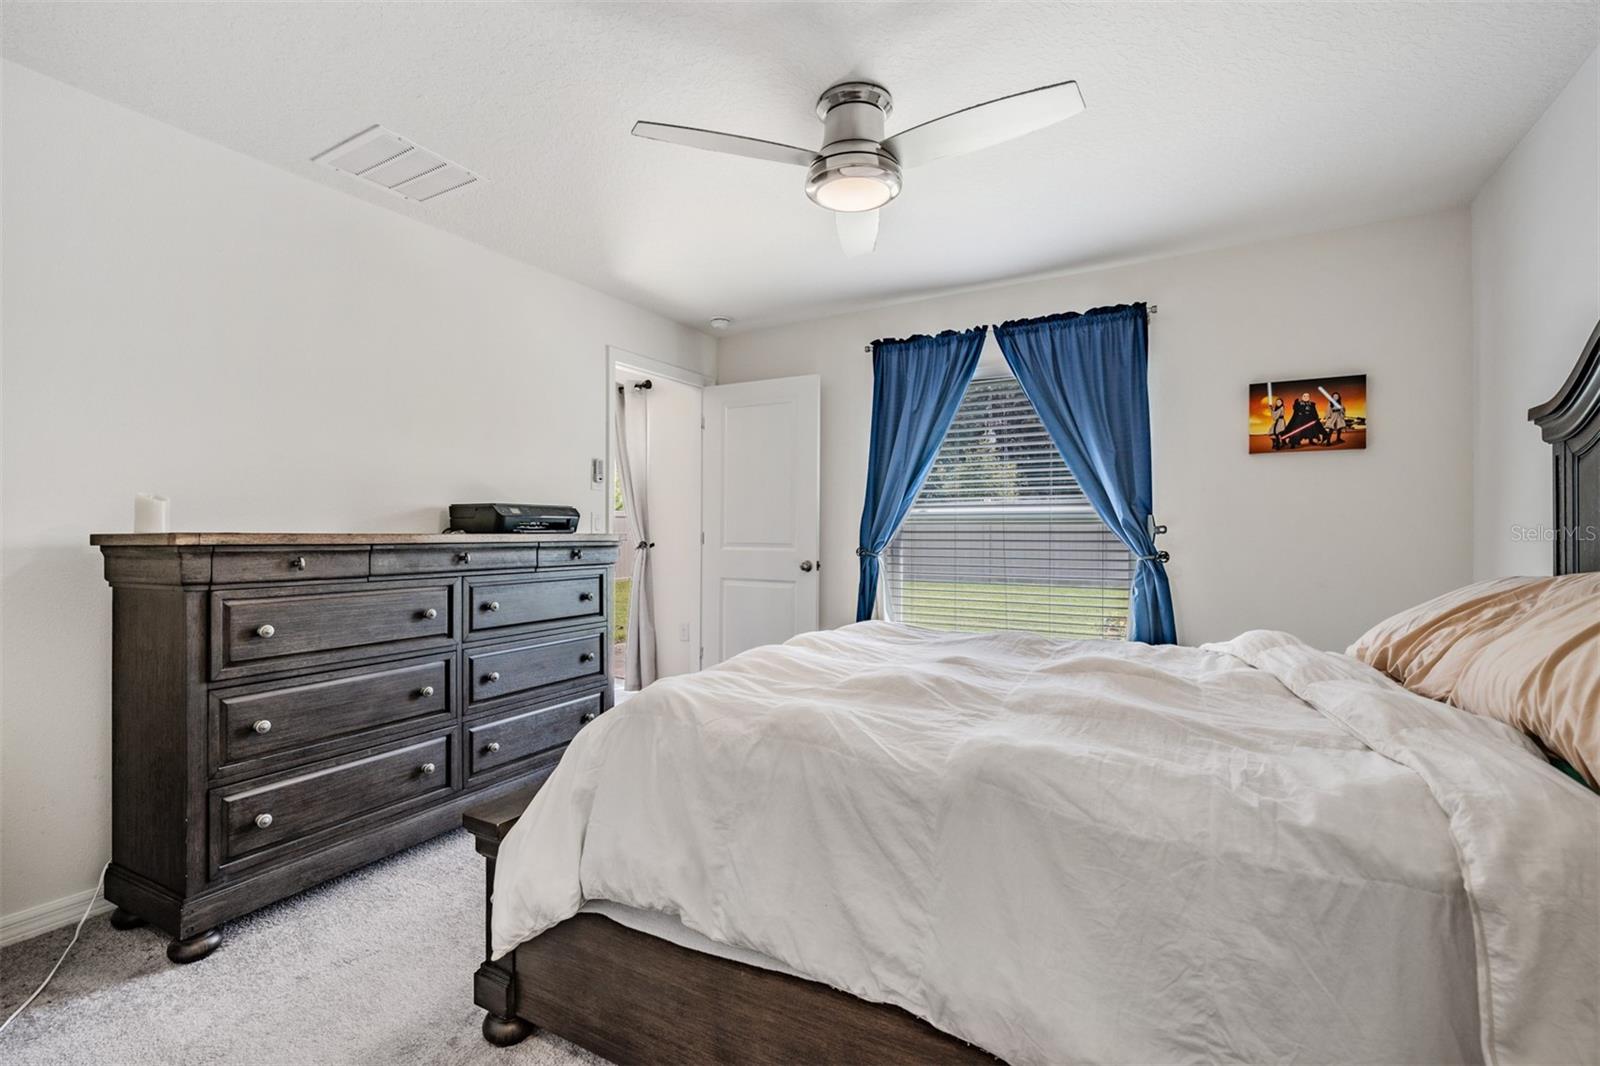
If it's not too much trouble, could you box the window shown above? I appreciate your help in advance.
[884,375,1133,639]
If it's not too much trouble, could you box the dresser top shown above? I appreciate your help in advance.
[90,532,621,547]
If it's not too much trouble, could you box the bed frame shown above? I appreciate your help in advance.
[464,785,994,1063]
[464,318,1600,1064]
[1528,318,1600,577]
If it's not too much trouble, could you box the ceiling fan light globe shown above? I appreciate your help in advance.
[806,151,902,212]
[815,176,894,212]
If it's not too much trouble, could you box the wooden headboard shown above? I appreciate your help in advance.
[1528,319,1600,575]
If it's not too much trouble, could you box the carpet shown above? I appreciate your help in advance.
[0,831,605,1065]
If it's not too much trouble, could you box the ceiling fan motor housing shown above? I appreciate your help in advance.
[806,81,902,212]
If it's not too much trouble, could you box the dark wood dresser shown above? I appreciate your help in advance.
[90,532,618,962]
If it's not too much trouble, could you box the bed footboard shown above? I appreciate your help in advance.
[463,782,996,1065]
[464,782,546,1047]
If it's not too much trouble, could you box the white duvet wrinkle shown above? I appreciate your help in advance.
[1209,630,1598,1066]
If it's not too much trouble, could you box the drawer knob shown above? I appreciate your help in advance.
[290,556,307,571]
[254,813,273,829]
[457,552,472,564]
[486,741,501,753]
[579,652,596,663]
[418,685,435,698]
[570,549,584,560]
[578,592,594,602]
[252,719,272,735]
[255,624,276,639]
[486,601,500,612]
[486,671,500,683]
[419,762,437,776]
[422,607,438,620]
[580,711,597,724]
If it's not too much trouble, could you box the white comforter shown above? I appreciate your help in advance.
[491,623,1598,1065]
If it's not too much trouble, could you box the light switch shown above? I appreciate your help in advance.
[591,458,605,484]
[679,623,691,642]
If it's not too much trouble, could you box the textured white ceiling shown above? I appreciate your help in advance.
[5,2,1596,332]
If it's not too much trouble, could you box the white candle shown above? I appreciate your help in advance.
[134,493,170,533]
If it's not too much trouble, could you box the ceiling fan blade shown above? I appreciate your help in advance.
[631,121,816,167]
[836,209,879,257]
[881,80,1085,169]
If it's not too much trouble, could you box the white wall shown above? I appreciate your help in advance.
[718,211,1475,653]
[1470,49,1600,578]
[0,63,715,928]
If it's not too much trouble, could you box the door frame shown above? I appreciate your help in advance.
[604,346,712,677]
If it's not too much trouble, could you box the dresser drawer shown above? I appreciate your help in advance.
[212,547,369,585]
[211,657,453,774]
[211,581,454,679]
[371,545,541,576]
[215,733,454,866]
[467,691,605,782]
[469,572,605,635]
[467,630,606,707]
[539,543,619,569]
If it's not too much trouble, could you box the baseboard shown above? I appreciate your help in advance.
[0,887,113,947]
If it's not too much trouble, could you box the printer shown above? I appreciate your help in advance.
[447,504,581,534]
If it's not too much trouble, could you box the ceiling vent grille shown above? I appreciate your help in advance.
[312,125,481,203]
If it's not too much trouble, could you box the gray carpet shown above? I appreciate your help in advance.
[0,831,605,1065]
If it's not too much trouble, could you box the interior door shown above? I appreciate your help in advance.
[701,375,821,666]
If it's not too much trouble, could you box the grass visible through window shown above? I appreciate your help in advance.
[613,576,631,644]
[894,579,1128,640]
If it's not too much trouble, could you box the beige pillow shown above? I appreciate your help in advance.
[1349,575,1600,785]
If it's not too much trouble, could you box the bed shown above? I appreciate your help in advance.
[465,321,1600,1065]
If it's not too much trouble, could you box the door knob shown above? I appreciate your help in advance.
[799,560,814,572]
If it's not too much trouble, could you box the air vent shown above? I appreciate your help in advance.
[312,125,481,203]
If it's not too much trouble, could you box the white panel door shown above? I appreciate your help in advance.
[701,375,821,666]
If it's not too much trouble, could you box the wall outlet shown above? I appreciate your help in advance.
[679,623,691,642]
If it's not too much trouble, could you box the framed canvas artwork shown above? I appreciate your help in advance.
[1248,374,1366,453]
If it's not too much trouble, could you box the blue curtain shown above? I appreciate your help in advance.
[992,304,1176,644]
[856,327,987,621]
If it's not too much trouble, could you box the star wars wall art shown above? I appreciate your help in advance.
[1248,374,1366,454]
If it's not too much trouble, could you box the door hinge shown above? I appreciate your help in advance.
[700,531,706,545]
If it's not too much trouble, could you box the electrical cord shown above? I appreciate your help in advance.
[0,862,110,1036]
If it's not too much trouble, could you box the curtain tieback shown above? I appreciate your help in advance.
[1136,550,1172,564]
[855,547,880,559]
[637,540,655,551]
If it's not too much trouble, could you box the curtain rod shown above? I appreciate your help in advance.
[862,304,1158,353]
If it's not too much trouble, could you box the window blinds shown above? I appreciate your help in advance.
[884,376,1133,639]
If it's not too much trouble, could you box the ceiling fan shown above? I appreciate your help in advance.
[632,79,1085,256]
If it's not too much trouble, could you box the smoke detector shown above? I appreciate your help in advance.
[709,317,732,331]
[313,125,481,203]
